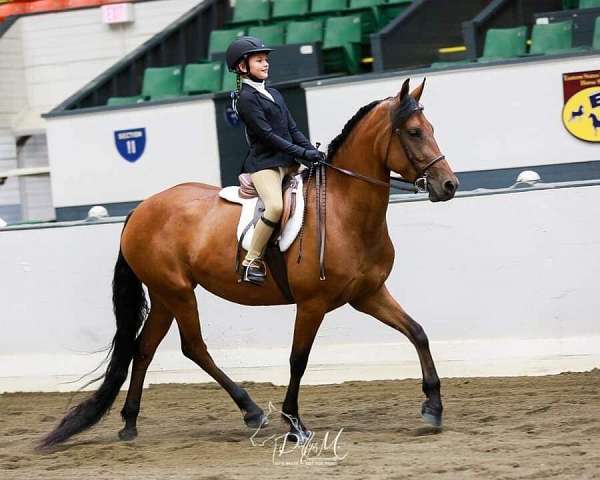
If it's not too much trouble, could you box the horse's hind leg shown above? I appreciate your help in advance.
[163,288,266,429]
[119,292,174,440]
[351,285,443,427]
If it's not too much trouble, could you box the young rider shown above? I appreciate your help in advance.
[225,36,322,286]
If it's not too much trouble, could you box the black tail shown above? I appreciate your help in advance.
[39,213,147,449]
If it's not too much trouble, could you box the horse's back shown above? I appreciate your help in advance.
[120,182,241,290]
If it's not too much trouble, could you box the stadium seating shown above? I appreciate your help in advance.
[106,96,146,106]
[142,66,183,100]
[379,0,412,26]
[579,0,600,8]
[248,24,286,45]
[183,62,224,95]
[227,0,271,26]
[209,28,246,58]
[478,26,527,62]
[272,0,309,20]
[322,14,362,74]
[345,0,382,37]
[222,68,238,92]
[286,18,324,43]
[529,20,574,54]
[310,0,348,16]
[594,16,600,49]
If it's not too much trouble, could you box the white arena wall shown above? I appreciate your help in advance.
[46,97,221,208]
[1,185,599,392]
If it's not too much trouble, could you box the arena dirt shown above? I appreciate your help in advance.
[1,370,599,479]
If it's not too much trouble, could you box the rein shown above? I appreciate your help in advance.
[296,96,445,280]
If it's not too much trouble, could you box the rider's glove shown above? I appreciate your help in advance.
[303,149,322,163]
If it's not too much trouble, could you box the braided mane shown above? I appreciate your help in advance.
[326,100,382,162]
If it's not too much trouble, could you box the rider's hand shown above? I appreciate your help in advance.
[303,149,322,163]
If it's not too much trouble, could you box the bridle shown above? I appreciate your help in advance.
[315,97,445,193]
[298,95,445,281]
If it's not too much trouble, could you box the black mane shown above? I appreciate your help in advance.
[326,100,382,162]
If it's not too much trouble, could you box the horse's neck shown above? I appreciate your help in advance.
[327,109,391,233]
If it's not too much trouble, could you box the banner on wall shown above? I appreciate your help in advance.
[562,70,600,143]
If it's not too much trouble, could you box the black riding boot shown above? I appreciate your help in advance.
[239,258,267,285]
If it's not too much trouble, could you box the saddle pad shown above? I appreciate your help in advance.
[218,174,304,252]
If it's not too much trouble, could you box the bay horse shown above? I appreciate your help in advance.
[40,78,459,448]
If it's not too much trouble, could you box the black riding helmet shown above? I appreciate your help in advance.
[226,36,273,73]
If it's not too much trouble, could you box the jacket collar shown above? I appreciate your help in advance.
[242,82,278,106]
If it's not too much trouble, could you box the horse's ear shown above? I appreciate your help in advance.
[398,78,410,100]
[410,78,426,102]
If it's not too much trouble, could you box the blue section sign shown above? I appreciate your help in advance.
[114,128,146,162]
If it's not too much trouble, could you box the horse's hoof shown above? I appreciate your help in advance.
[118,427,138,441]
[244,410,268,429]
[422,412,443,428]
[421,401,443,428]
[287,429,312,445]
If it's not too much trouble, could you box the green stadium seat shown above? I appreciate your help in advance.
[222,67,238,92]
[380,0,412,26]
[350,0,384,7]
[530,20,573,54]
[562,0,578,8]
[106,96,146,106]
[579,0,600,8]
[142,66,183,100]
[593,17,600,49]
[311,0,348,15]
[272,0,309,20]
[248,24,286,46]
[345,0,384,36]
[228,0,271,25]
[183,62,223,95]
[286,18,324,44]
[322,15,362,74]
[478,26,527,61]
[209,28,246,58]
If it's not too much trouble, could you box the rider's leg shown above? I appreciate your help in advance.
[243,167,284,267]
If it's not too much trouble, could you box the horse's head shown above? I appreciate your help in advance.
[385,78,459,202]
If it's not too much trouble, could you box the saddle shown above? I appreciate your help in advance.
[238,173,299,234]
[218,172,306,303]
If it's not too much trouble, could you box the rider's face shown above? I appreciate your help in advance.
[239,53,269,80]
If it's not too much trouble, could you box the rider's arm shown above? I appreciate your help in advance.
[285,106,314,151]
[237,94,308,159]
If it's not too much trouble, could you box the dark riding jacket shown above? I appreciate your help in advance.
[236,83,313,173]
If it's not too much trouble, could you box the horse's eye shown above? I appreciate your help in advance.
[408,129,422,138]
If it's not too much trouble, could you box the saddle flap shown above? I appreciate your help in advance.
[280,175,299,232]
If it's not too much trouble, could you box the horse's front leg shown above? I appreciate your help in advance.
[281,300,327,442]
[351,285,443,427]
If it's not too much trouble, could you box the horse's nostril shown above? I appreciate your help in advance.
[443,180,456,195]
